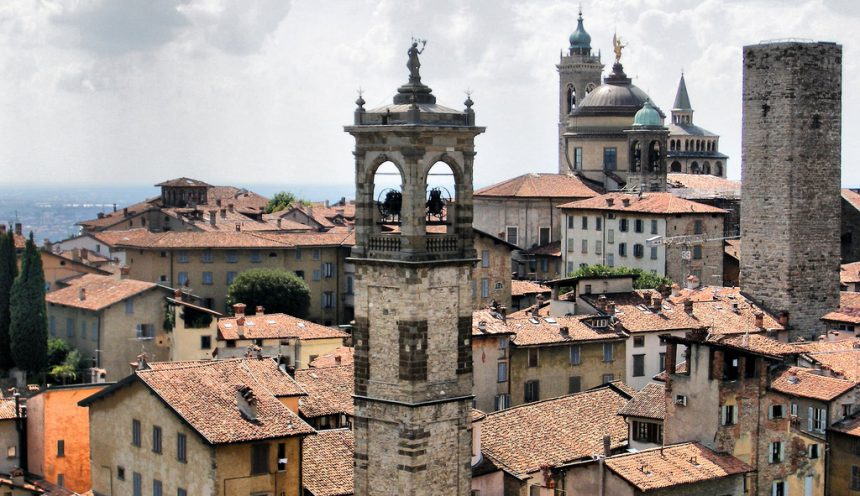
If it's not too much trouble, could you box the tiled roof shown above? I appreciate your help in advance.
[471,409,487,422]
[558,192,727,215]
[471,309,517,337]
[218,313,348,341]
[584,291,703,333]
[309,347,354,368]
[302,429,354,496]
[667,286,782,333]
[653,361,687,382]
[841,262,860,285]
[77,200,159,229]
[605,442,752,492]
[724,239,740,260]
[0,398,17,420]
[666,174,741,200]
[509,314,626,347]
[709,334,798,358]
[475,173,602,199]
[155,177,212,187]
[769,367,856,402]
[793,339,860,383]
[45,274,157,311]
[842,189,860,212]
[830,414,860,438]
[480,386,631,477]
[295,365,354,419]
[133,358,313,444]
[522,241,561,257]
[109,230,354,249]
[618,383,665,420]
[511,280,551,297]
[90,228,158,247]
[822,292,860,324]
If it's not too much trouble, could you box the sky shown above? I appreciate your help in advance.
[0,0,856,191]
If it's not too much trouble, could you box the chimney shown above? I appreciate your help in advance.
[113,203,117,212]
[754,312,764,329]
[123,207,129,217]
[174,289,182,301]
[606,198,615,207]
[136,353,150,371]
[235,385,258,422]
[596,295,608,312]
[14,223,22,236]
[255,305,264,315]
[731,302,740,314]
[216,198,222,207]
[235,223,241,232]
[602,435,611,457]
[621,198,631,207]
[71,247,81,262]
[78,288,86,301]
[236,316,246,338]
[787,370,799,384]
[499,305,507,323]
[683,299,694,315]
[671,283,681,297]
[43,239,52,252]
[335,355,342,365]
[606,301,616,315]
[10,468,24,487]
[686,275,700,290]
[560,326,570,338]
[778,311,790,328]
[209,210,216,227]
[81,248,89,260]
[119,266,130,279]
[277,218,282,229]
[650,294,663,313]
[233,303,246,317]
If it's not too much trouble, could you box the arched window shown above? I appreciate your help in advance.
[648,140,662,172]
[685,139,690,151]
[567,86,576,113]
[372,161,404,229]
[671,161,682,172]
[630,140,642,172]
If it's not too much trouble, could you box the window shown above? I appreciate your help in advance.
[312,270,321,281]
[295,270,305,280]
[178,490,187,496]
[133,472,142,496]
[603,343,614,362]
[226,250,238,263]
[136,324,155,339]
[852,466,860,491]
[595,240,603,255]
[91,322,98,341]
[322,292,335,309]
[633,336,644,348]
[812,407,826,432]
[634,219,643,233]
[278,443,288,471]
[80,320,86,339]
[602,374,614,384]
[152,426,162,454]
[650,219,658,235]
[177,250,188,263]
[250,251,261,263]
[323,262,335,278]
[567,216,574,229]
[494,394,510,411]
[153,479,162,496]
[539,227,551,246]
[6,446,15,459]
[603,147,617,171]
[57,440,64,457]
[481,250,490,268]
[618,243,627,257]
[607,253,615,267]
[632,420,663,444]
[808,443,819,459]
[658,352,666,372]
[481,278,489,298]
[619,218,629,232]
[251,443,270,475]
[132,419,141,447]
[57,474,64,488]
[506,226,519,246]
[566,237,575,252]
[540,258,549,273]
[633,244,644,258]
[569,345,581,365]
[312,248,321,260]
[202,271,213,285]
[524,380,540,403]
[650,246,658,260]
[721,404,737,426]
[201,250,213,263]
[769,441,783,463]
[569,376,582,394]
[596,217,602,231]
[573,147,583,170]
[844,404,852,418]
[633,354,645,377]
[226,271,237,285]
[769,404,784,420]
[694,220,703,234]
[346,276,354,295]
[177,433,187,462]
[178,272,189,286]
[791,402,798,417]
[117,466,125,480]
[581,239,588,254]
[607,229,614,244]
[581,217,588,230]
[693,245,702,260]
[497,362,507,382]
[528,348,539,367]
[65,318,74,338]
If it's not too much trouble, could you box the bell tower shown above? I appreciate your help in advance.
[345,41,484,496]
[625,100,669,192]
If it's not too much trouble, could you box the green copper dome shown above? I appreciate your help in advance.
[633,100,663,128]
[569,12,591,50]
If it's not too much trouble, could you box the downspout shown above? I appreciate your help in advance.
[602,213,608,266]
[14,393,27,473]
[335,247,341,325]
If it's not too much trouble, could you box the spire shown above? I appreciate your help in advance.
[672,73,692,111]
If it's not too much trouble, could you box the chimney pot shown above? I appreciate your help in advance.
[255,305,264,315]
[335,355,342,365]
[78,288,86,301]
[233,303,246,317]
[123,207,129,217]
[277,218,282,229]
[754,312,764,329]
[778,311,790,327]
[683,299,694,314]
[119,266,130,278]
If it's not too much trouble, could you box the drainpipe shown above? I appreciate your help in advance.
[14,393,26,473]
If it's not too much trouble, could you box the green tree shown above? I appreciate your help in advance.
[568,264,672,290]
[9,233,48,375]
[47,338,70,368]
[226,268,311,318]
[50,349,81,385]
[265,191,309,214]
[0,230,17,370]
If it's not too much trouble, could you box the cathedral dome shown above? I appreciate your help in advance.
[573,64,665,119]
[633,100,663,127]
[569,13,591,50]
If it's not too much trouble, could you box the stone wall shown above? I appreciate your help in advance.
[840,195,860,263]
[739,41,842,340]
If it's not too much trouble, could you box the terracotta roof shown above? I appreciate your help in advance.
[841,262,860,285]
[77,200,159,229]
[558,192,727,215]
[475,173,602,199]
[667,286,782,333]
[0,398,18,420]
[302,429,354,496]
[45,274,157,311]
[709,334,798,358]
[618,382,666,420]
[309,347,355,368]
[830,413,860,438]
[509,314,626,347]
[724,239,740,260]
[793,339,860,383]
[155,177,212,187]
[605,442,752,492]
[480,386,631,477]
[130,358,313,444]
[523,241,561,257]
[666,173,741,200]
[295,365,354,419]
[511,280,551,297]
[109,230,353,249]
[218,313,348,341]
[769,366,856,402]
[653,361,687,382]
[471,309,517,337]
[842,189,860,212]
[471,408,487,422]
[822,292,860,324]
[90,228,158,247]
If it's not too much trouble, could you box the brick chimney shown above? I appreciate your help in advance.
[754,312,764,329]
[650,293,663,313]
[596,295,608,313]
[78,288,86,301]
[235,384,258,422]
[255,305,264,315]
[119,266,130,279]
[683,299,694,315]
[335,355,342,365]
[233,303,246,317]
[778,311,790,328]
[606,301,616,315]
[686,275,700,290]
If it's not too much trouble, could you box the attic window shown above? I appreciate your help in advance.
[528,318,540,325]
[224,323,233,328]
[544,317,558,325]
[267,320,276,325]
[245,321,256,326]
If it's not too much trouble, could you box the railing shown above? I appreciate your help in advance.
[426,235,458,254]
[368,235,401,252]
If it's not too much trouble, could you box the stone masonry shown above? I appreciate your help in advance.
[739,41,842,340]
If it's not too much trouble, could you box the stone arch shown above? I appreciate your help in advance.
[691,161,700,174]
[685,139,690,151]
[364,153,406,186]
[670,161,682,172]
[648,140,663,172]
[715,161,723,176]
[630,140,642,171]
[703,161,711,174]
[567,85,576,113]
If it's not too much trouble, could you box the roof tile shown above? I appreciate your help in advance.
[302,429,354,496]
[475,173,602,199]
[559,192,727,215]
[46,274,157,311]
[295,365,354,419]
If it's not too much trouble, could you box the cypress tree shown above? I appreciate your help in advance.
[0,230,16,370]
[9,233,48,375]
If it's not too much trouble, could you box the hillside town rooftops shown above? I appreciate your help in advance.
[605,442,752,492]
[309,347,355,368]
[793,339,860,383]
[218,313,349,341]
[105,230,354,249]
[830,413,860,438]
[510,314,626,346]
[511,280,551,297]
[302,429,354,496]
[822,291,860,325]
[45,274,157,311]
[475,173,602,199]
[841,262,860,285]
[666,173,739,200]
[295,365,354,419]
[155,177,212,187]
[618,382,666,420]
[769,366,856,402]
[558,192,727,215]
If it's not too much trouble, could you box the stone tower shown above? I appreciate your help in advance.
[625,100,669,192]
[740,41,842,340]
[558,9,603,173]
[345,43,484,496]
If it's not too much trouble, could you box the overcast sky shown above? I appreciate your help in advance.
[0,0,856,190]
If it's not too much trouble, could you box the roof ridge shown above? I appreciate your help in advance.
[485,385,617,416]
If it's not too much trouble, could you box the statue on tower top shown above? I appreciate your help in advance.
[407,38,427,83]
[612,32,626,63]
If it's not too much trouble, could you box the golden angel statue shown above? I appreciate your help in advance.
[612,32,627,63]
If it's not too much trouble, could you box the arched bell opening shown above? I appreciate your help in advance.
[424,161,459,237]
[630,140,642,172]
[567,85,576,113]
[648,140,662,173]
